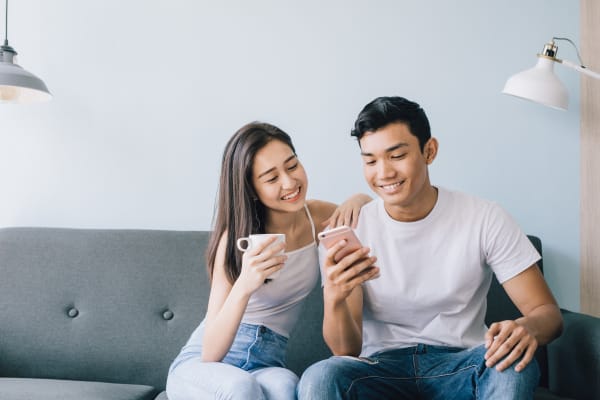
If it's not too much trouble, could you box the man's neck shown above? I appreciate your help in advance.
[384,186,439,222]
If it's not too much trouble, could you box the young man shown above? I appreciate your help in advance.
[297,96,563,399]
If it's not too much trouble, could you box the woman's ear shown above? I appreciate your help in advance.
[424,138,439,164]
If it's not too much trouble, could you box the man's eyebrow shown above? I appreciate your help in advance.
[360,142,408,157]
[257,154,297,178]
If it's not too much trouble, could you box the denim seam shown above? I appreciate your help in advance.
[240,327,261,370]
[413,353,421,393]
[344,364,479,396]
[345,375,416,396]
[414,364,478,380]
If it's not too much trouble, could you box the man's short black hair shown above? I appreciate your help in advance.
[351,96,431,151]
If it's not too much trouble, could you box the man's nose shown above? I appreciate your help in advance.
[377,160,395,178]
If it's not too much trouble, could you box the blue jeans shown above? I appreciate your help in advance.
[167,323,298,400]
[297,344,540,400]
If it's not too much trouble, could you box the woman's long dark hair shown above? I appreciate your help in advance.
[206,122,296,284]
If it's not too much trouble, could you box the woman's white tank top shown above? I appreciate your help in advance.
[241,203,319,337]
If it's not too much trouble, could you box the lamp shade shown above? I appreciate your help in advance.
[0,59,51,103]
[502,57,568,111]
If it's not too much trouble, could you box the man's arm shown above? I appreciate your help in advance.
[321,240,379,356]
[484,264,563,372]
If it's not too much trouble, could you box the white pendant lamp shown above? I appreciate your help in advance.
[0,0,51,103]
[502,38,600,111]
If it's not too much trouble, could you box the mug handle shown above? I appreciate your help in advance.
[236,237,250,252]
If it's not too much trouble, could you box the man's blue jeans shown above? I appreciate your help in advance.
[297,344,540,400]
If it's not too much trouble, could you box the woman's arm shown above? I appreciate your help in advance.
[201,234,248,361]
[201,233,287,362]
[308,193,372,232]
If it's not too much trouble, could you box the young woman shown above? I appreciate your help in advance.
[166,122,370,400]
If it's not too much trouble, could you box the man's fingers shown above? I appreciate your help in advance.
[495,337,535,372]
[493,340,525,371]
[324,239,349,265]
[515,342,537,372]
[485,334,507,360]
[335,255,377,284]
[484,323,501,348]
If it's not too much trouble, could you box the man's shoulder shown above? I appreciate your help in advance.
[440,188,516,233]
[356,198,382,221]
[439,187,497,211]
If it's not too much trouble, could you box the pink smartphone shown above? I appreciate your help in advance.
[318,225,363,262]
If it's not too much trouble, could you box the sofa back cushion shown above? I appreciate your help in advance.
[0,227,211,391]
[0,228,547,391]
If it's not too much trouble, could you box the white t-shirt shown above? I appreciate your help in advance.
[353,187,540,356]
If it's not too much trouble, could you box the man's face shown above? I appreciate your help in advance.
[359,122,437,221]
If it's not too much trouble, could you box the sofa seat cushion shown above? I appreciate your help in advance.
[154,391,168,400]
[535,387,573,400]
[0,378,157,400]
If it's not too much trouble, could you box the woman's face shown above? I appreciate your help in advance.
[251,139,308,213]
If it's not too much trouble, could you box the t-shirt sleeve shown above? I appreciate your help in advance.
[483,203,541,284]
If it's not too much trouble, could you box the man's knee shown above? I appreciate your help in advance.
[480,358,540,399]
[298,357,359,400]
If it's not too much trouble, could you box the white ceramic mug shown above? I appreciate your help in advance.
[236,233,286,280]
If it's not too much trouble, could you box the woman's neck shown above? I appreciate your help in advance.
[265,205,305,235]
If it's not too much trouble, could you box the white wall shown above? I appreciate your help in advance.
[0,1,580,310]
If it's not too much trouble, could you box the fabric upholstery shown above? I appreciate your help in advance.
[1,228,597,400]
[547,309,600,399]
[0,378,156,400]
[0,228,210,390]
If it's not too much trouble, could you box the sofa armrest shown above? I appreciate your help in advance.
[547,309,600,399]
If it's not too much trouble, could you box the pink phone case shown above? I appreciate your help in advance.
[318,226,363,262]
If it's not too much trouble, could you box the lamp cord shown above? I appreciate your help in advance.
[3,0,7,46]
[553,36,584,67]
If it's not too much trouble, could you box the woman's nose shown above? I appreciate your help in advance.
[280,172,295,188]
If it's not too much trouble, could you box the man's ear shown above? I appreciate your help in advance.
[424,138,439,164]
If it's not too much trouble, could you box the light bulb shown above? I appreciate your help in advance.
[0,85,21,101]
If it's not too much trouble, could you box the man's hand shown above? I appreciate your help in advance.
[484,320,538,372]
[323,239,378,304]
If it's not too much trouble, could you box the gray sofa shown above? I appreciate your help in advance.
[0,227,598,400]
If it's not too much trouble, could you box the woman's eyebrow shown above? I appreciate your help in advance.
[257,154,297,178]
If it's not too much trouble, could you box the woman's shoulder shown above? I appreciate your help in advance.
[306,199,337,226]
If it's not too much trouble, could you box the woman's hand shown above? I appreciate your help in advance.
[484,320,538,372]
[235,237,286,295]
[325,193,372,229]
[322,239,379,305]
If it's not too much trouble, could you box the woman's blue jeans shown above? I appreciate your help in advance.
[167,323,298,400]
[297,344,540,400]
